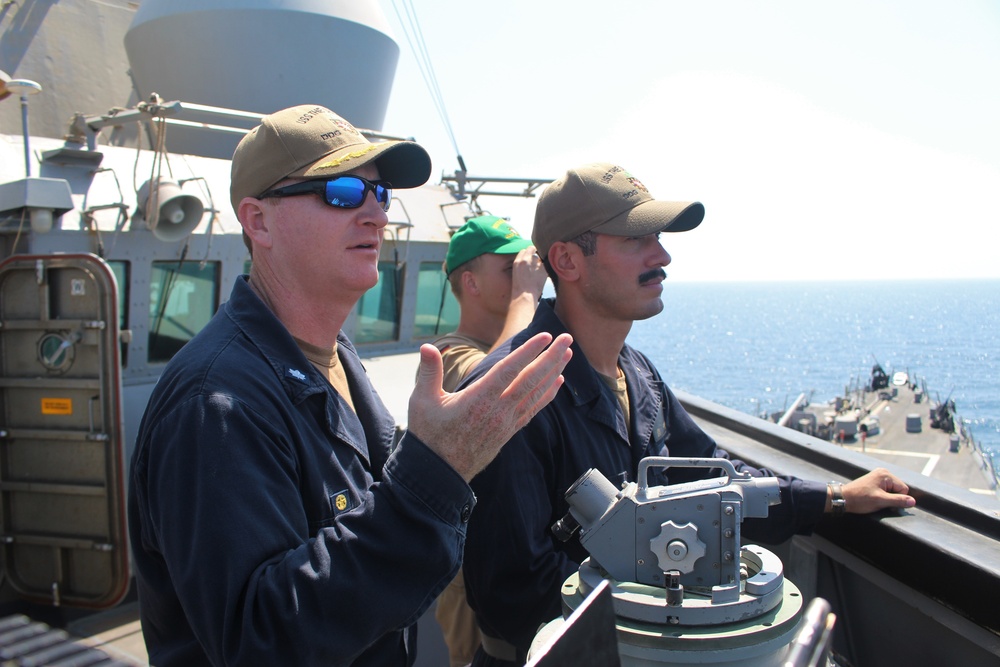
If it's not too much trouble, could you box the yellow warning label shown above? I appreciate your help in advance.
[41,398,73,415]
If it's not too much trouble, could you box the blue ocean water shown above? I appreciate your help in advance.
[626,279,1000,474]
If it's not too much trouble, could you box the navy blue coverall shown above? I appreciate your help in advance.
[461,299,826,665]
[129,277,474,666]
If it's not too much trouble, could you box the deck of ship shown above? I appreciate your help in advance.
[788,379,997,497]
[7,353,998,666]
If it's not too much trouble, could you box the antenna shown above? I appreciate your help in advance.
[5,79,43,177]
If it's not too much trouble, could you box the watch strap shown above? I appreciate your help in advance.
[828,481,846,516]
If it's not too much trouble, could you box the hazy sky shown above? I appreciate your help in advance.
[380,0,1000,282]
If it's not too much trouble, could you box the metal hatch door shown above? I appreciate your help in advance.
[0,253,129,608]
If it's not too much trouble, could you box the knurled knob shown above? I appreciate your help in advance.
[649,520,707,574]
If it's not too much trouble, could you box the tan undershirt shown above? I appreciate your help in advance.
[247,276,355,411]
[294,337,356,413]
[598,366,630,435]
[431,333,492,392]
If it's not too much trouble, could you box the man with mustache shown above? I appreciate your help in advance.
[459,163,916,666]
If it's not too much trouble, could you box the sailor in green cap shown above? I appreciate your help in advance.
[431,215,547,666]
[434,215,548,393]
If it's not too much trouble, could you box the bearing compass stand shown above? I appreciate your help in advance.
[529,458,835,667]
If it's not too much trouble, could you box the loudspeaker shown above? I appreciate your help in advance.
[135,179,204,241]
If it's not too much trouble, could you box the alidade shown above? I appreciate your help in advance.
[536,457,831,666]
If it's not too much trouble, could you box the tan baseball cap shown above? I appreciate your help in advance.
[230,104,432,213]
[532,163,704,257]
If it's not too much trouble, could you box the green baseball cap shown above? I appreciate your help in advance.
[445,216,533,275]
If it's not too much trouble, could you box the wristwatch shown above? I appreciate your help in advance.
[828,482,846,516]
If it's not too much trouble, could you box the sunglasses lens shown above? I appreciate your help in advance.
[375,184,392,211]
[323,177,392,211]
[324,178,367,208]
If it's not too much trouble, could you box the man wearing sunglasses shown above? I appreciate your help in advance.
[128,104,572,667]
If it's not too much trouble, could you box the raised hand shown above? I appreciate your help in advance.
[408,332,573,481]
[511,246,547,301]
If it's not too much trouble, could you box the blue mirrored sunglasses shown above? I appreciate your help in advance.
[257,176,393,211]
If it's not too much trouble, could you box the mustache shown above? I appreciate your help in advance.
[638,268,667,285]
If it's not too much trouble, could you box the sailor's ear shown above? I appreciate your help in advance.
[238,197,272,249]
[548,241,583,283]
[460,269,480,295]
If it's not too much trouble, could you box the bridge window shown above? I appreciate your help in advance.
[355,262,400,344]
[414,261,458,339]
[148,260,220,363]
